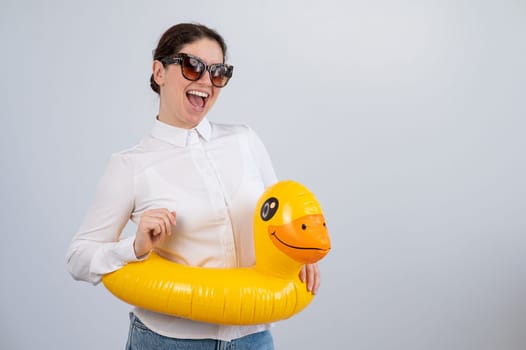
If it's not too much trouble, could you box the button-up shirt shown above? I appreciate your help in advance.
[66,118,277,341]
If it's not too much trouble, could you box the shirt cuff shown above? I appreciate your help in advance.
[89,236,149,283]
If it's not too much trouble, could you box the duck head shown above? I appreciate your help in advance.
[253,180,331,278]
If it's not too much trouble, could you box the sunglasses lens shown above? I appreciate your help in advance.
[181,56,204,81]
[210,65,231,87]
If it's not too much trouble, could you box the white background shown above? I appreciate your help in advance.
[1,0,525,349]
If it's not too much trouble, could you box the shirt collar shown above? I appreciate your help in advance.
[150,118,212,147]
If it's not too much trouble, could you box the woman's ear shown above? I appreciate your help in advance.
[152,60,165,87]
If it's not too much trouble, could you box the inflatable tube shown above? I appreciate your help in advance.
[102,180,331,325]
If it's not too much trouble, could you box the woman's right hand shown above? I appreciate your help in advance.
[133,209,176,258]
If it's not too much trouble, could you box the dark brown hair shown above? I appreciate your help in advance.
[150,23,228,94]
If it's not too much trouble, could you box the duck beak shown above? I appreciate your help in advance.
[268,214,331,264]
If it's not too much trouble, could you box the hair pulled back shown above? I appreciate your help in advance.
[150,23,228,94]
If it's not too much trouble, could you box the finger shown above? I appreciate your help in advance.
[153,209,176,228]
[299,265,306,283]
[142,217,164,237]
[146,212,172,237]
[305,264,315,292]
[159,210,176,233]
[151,221,163,236]
[305,263,321,295]
[158,213,173,237]
[144,208,174,224]
[170,211,177,226]
[311,264,320,295]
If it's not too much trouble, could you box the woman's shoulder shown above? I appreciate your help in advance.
[105,136,163,169]
[113,135,170,156]
[210,121,257,138]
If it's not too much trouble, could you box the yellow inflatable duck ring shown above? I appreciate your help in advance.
[102,180,331,325]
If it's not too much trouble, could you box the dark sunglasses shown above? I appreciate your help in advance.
[160,53,234,88]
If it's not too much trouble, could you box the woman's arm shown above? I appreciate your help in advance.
[66,153,137,284]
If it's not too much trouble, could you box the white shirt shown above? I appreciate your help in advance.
[66,118,277,341]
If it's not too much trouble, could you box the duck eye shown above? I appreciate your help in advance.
[260,197,279,221]
[323,222,326,227]
[301,224,307,230]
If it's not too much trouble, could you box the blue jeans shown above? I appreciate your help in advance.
[126,313,275,350]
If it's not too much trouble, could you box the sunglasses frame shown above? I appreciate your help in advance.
[160,53,234,88]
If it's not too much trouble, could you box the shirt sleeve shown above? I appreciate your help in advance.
[66,153,141,285]
[246,127,278,188]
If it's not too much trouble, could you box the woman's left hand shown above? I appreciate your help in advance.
[299,263,320,295]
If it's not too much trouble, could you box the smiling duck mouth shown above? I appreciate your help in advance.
[270,232,325,251]
[267,214,331,264]
[187,90,208,108]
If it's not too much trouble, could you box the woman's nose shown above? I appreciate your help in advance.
[197,69,213,86]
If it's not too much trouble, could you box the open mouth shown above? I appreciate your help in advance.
[186,90,209,109]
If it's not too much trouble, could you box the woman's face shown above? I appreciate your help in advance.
[154,38,224,129]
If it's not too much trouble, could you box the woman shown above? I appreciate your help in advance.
[66,23,320,349]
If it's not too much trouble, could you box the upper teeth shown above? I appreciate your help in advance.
[188,90,208,98]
